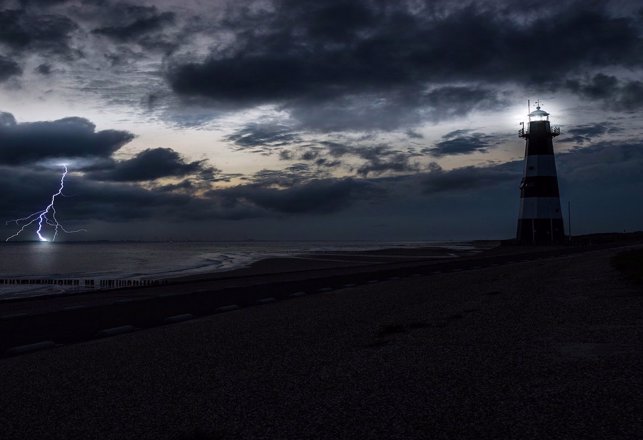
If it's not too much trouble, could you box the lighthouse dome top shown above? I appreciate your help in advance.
[528,105,549,121]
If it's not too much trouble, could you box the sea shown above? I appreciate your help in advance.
[0,240,472,299]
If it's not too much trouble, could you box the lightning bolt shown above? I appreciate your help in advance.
[5,165,86,242]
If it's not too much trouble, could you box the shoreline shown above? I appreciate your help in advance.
[166,242,491,283]
[0,241,489,300]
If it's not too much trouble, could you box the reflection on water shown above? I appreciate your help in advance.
[31,242,57,275]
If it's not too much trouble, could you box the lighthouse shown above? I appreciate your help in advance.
[516,103,565,243]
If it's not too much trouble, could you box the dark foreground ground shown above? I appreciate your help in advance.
[1,243,642,439]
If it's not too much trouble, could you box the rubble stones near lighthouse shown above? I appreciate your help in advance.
[517,105,565,244]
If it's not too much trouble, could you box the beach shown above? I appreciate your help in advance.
[0,242,642,439]
[0,241,480,299]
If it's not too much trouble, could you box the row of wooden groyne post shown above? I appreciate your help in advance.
[0,278,168,289]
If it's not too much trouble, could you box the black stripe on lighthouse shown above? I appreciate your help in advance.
[517,218,565,243]
[520,176,560,198]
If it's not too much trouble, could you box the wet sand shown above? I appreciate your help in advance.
[1,243,642,439]
[168,243,487,281]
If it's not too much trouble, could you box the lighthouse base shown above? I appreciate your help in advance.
[517,218,565,244]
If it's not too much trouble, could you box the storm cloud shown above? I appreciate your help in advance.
[92,5,175,43]
[87,148,208,182]
[216,177,383,215]
[566,74,643,111]
[0,7,78,55]
[558,123,621,144]
[0,112,134,165]
[425,130,495,157]
[226,123,301,152]
[420,162,521,195]
[167,0,643,117]
[0,56,21,81]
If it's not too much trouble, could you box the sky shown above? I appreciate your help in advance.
[0,0,642,241]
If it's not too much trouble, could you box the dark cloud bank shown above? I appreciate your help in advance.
[166,0,643,130]
[0,112,384,231]
[0,113,133,164]
[0,55,21,82]
[424,130,495,157]
[92,6,175,42]
[0,5,78,57]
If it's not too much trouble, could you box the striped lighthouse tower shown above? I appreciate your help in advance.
[517,103,565,243]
